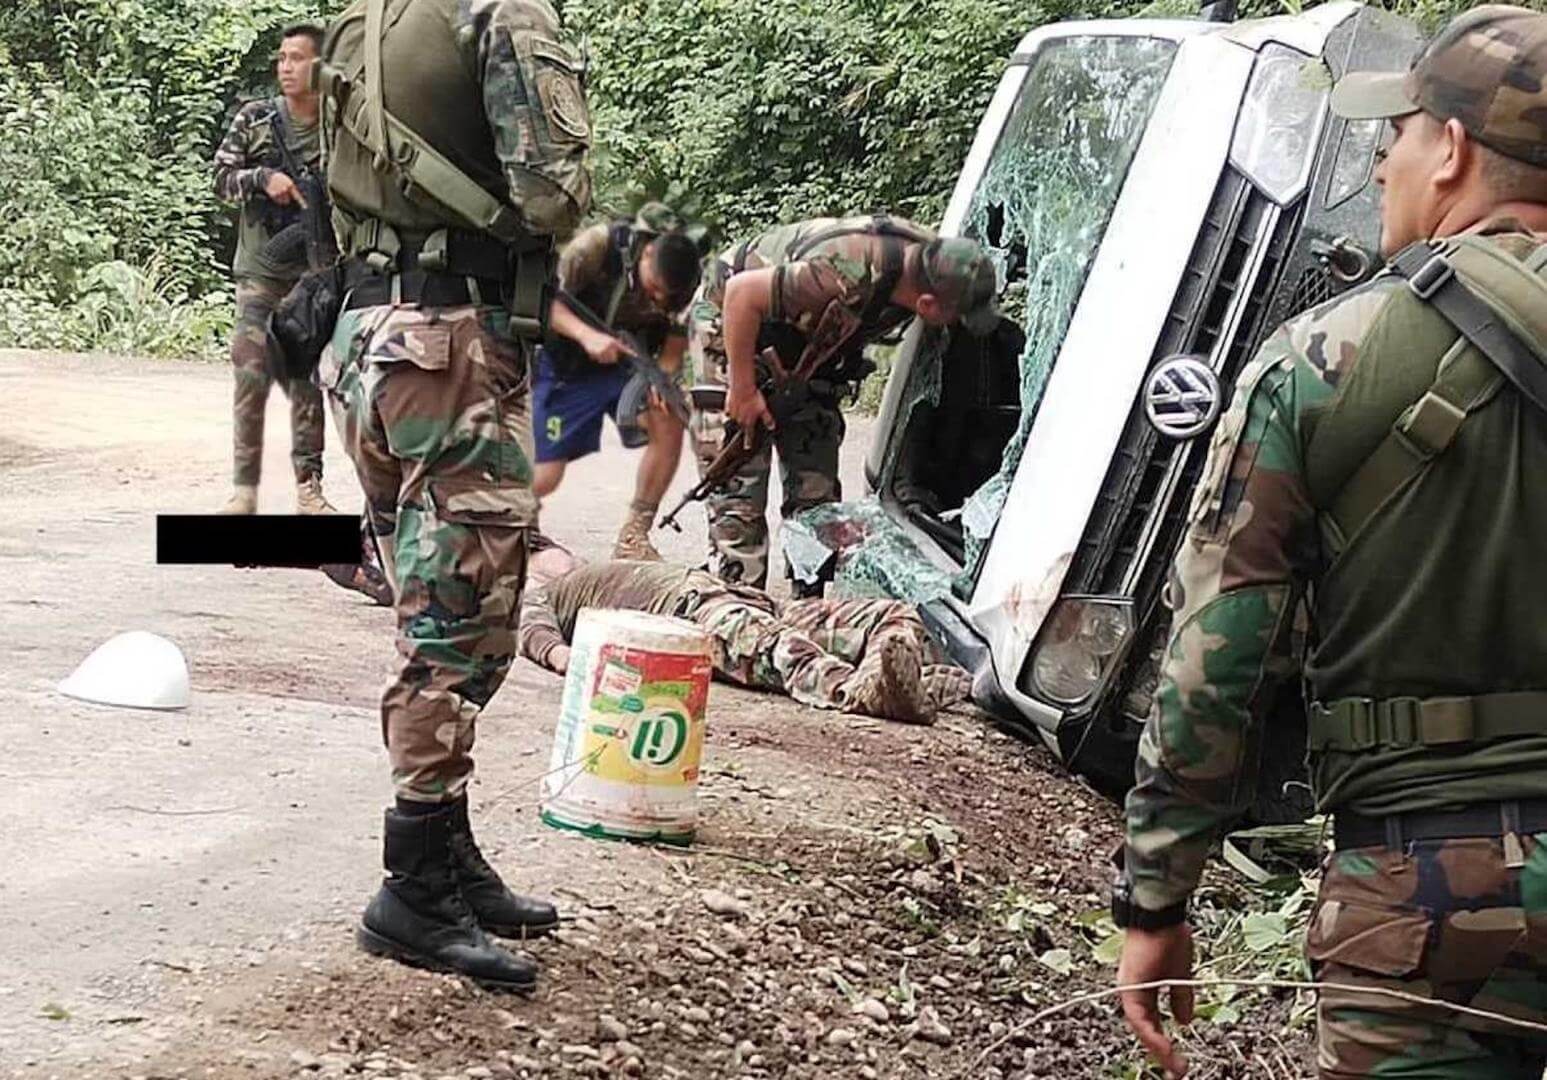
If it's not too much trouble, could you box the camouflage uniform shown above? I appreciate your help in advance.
[320,305,537,798]
[517,559,965,717]
[687,217,928,588]
[318,0,590,802]
[1120,204,1547,1073]
[213,99,327,488]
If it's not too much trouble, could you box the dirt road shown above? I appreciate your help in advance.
[0,350,1299,1080]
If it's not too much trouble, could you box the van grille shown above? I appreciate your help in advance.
[1033,168,1302,709]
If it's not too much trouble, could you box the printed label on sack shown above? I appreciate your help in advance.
[583,644,711,787]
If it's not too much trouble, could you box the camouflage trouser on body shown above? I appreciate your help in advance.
[1308,833,1547,1078]
[230,276,325,486]
[685,588,929,709]
[319,300,538,802]
[688,318,843,589]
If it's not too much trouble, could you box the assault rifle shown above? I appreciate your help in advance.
[656,384,785,534]
[551,289,691,427]
[656,298,864,533]
[257,103,338,273]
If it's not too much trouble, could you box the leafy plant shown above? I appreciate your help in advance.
[2,0,1541,359]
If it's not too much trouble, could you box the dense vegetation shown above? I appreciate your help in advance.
[0,0,1520,358]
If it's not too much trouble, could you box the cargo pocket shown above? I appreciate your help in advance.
[1306,898,1431,978]
[428,475,537,529]
[528,38,591,145]
[367,324,452,372]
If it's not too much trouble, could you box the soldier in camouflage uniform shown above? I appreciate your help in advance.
[690,216,998,590]
[316,0,591,990]
[537,203,703,560]
[212,25,334,516]
[1113,9,1547,1077]
[518,552,973,723]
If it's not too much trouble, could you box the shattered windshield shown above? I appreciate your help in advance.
[951,35,1178,571]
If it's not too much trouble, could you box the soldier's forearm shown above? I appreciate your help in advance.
[1120,584,1298,910]
[214,164,273,205]
[516,595,568,672]
[657,333,687,375]
[1122,723,1220,913]
[546,295,593,347]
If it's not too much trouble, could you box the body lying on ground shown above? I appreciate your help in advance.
[518,554,971,725]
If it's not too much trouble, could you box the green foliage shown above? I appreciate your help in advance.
[0,0,333,356]
[0,259,232,359]
[573,0,1152,244]
[2,0,1544,358]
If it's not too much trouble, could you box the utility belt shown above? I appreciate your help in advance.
[343,263,510,311]
[341,221,553,335]
[1334,797,1547,854]
[1309,692,1547,753]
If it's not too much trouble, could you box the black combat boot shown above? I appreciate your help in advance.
[448,798,560,939]
[357,806,538,992]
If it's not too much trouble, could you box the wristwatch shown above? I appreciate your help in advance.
[1109,847,1187,930]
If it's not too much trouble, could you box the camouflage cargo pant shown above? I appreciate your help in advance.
[230,276,325,486]
[688,313,843,590]
[686,588,929,709]
[1308,833,1547,1078]
[319,300,538,802]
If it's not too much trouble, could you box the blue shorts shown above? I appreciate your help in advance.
[532,348,636,464]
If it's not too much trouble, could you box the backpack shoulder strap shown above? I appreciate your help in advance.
[788,213,933,262]
[320,0,528,246]
[1329,238,1547,540]
[788,214,921,332]
[268,97,304,178]
[601,221,636,324]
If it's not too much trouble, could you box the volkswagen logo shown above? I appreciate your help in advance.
[1143,355,1221,439]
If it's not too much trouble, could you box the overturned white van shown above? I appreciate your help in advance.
[859,2,1423,815]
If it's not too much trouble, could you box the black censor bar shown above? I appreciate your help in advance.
[156,514,360,568]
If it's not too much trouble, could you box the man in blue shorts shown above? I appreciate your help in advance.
[538,205,702,559]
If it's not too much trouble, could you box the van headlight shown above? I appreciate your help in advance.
[1229,44,1328,206]
[1027,598,1136,706]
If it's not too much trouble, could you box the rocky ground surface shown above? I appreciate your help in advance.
[0,351,1311,1079]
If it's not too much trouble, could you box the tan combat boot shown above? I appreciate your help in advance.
[296,475,337,514]
[922,664,973,712]
[218,484,258,515]
[836,638,934,724]
[612,505,663,562]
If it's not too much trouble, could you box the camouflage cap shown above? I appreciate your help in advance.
[1330,5,1547,167]
[634,201,685,234]
[922,237,1000,336]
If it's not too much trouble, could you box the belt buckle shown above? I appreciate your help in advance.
[1407,252,1454,300]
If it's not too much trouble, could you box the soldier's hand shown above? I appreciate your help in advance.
[726,385,776,444]
[264,171,305,207]
[550,646,571,675]
[1118,924,1194,1079]
[583,330,630,366]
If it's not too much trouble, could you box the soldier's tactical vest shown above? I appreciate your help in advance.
[319,0,510,247]
[726,214,931,388]
[544,221,659,377]
[315,0,582,331]
[1302,234,1547,759]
